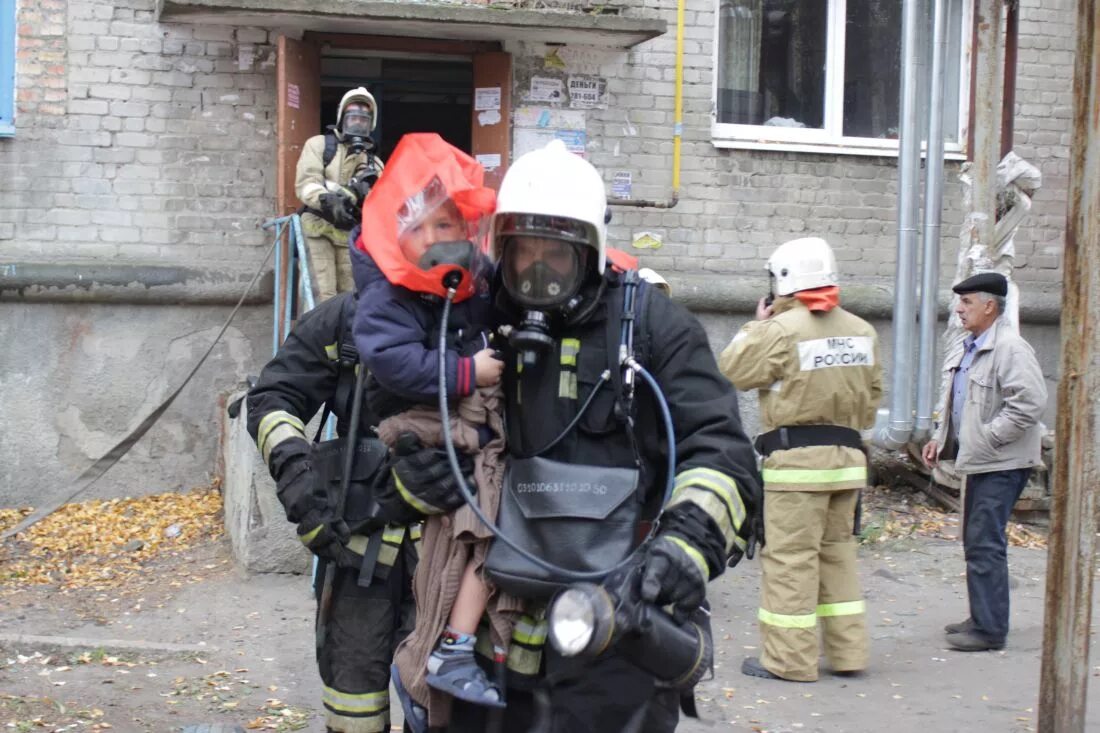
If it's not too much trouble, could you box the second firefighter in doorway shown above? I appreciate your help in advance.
[720,237,882,682]
[296,86,386,302]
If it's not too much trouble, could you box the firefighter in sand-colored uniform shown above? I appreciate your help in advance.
[719,237,882,682]
[295,87,385,302]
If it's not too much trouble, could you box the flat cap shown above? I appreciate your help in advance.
[952,271,1007,297]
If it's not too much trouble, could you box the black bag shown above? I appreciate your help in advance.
[311,436,389,535]
[484,455,643,599]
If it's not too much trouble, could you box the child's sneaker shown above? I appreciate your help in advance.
[424,630,506,708]
[391,664,429,733]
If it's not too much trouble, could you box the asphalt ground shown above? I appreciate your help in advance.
[2,503,1097,732]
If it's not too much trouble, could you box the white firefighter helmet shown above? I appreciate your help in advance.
[493,139,608,274]
[336,87,377,133]
[767,237,839,296]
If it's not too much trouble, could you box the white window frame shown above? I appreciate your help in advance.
[711,0,972,159]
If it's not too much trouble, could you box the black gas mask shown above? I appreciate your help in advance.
[500,237,588,364]
[417,239,476,275]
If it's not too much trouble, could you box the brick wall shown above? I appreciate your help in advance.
[517,0,1069,292]
[0,0,1071,287]
[0,0,276,266]
[15,0,67,119]
[1010,0,1075,284]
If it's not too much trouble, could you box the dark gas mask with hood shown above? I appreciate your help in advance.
[496,213,597,364]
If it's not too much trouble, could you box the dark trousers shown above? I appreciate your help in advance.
[444,652,679,733]
[963,468,1030,642]
[318,542,416,732]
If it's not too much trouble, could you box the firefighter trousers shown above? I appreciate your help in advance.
[301,212,354,303]
[316,542,415,733]
[758,488,867,681]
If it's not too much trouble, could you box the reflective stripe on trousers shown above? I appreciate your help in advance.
[322,685,389,733]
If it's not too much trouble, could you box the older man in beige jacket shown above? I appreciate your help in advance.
[922,271,1047,652]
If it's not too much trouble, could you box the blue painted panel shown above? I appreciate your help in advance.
[0,0,15,136]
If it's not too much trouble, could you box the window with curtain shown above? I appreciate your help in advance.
[714,0,968,155]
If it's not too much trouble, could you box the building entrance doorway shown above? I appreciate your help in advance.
[276,34,512,217]
[320,54,472,162]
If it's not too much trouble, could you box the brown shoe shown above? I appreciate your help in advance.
[944,618,974,634]
[946,630,1004,652]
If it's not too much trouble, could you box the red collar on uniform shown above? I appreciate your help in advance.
[794,286,840,312]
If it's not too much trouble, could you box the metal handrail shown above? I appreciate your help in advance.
[260,213,334,446]
[261,213,316,356]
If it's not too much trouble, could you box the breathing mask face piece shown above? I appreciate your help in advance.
[418,240,477,288]
[341,108,373,155]
[501,236,586,310]
[342,109,373,139]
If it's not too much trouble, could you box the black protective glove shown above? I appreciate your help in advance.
[745,508,765,560]
[639,534,708,624]
[319,191,359,230]
[274,451,319,524]
[349,173,377,203]
[374,432,474,524]
[297,509,354,564]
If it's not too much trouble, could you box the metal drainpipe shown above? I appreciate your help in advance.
[874,0,925,450]
[913,0,950,441]
[609,0,682,209]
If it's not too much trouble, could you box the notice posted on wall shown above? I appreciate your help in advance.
[568,76,603,109]
[514,129,588,159]
[611,171,632,200]
[528,76,564,103]
[475,153,502,171]
[555,129,587,155]
[474,86,502,111]
[513,105,588,159]
[287,83,300,109]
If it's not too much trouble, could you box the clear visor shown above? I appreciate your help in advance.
[397,178,491,284]
[342,109,373,137]
[494,213,592,258]
[501,236,586,309]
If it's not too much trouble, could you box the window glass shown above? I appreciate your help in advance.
[714,0,966,150]
[717,0,827,129]
[842,0,901,139]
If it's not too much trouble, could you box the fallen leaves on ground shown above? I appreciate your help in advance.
[166,670,307,729]
[0,485,224,591]
[859,484,1047,549]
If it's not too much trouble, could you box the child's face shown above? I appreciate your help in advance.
[398,200,465,265]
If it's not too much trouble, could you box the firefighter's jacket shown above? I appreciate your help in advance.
[501,273,762,573]
[246,293,420,578]
[719,297,882,492]
[247,292,377,460]
[295,132,382,242]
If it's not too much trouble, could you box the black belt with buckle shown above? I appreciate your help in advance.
[754,425,864,457]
